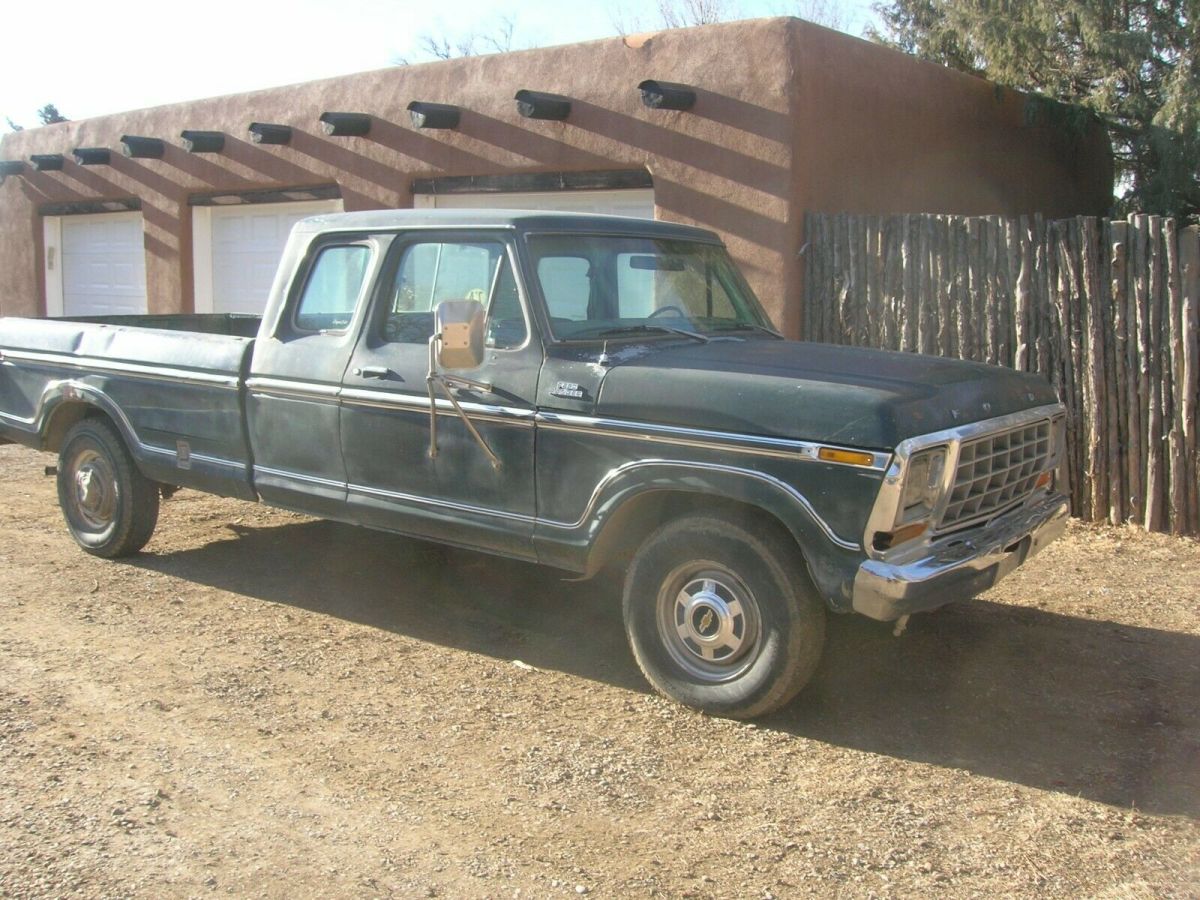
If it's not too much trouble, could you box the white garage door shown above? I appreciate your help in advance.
[415,189,655,218]
[44,212,148,317]
[194,199,343,315]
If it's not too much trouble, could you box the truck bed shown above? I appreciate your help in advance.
[0,314,258,501]
[63,313,262,338]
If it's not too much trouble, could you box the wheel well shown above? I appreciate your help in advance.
[43,403,109,453]
[586,490,803,578]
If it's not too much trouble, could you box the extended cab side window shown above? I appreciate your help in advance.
[380,240,527,349]
[294,244,372,333]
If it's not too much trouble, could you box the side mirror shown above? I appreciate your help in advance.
[434,299,486,369]
[426,299,500,469]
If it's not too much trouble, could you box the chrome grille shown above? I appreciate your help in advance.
[940,421,1052,530]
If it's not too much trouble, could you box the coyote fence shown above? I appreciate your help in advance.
[802,212,1200,535]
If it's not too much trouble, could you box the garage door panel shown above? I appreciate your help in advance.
[113,262,138,288]
[213,215,244,243]
[250,214,286,242]
[55,212,148,317]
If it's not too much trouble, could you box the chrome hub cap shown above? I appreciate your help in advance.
[70,450,116,530]
[657,564,761,682]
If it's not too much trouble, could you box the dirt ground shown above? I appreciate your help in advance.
[0,442,1197,899]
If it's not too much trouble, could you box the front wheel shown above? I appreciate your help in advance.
[57,418,160,558]
[623,514,825,719]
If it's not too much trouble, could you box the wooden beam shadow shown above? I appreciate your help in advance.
[367,118,494,174]
[569,100,790,198]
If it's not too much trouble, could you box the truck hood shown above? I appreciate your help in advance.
[593,339,1059,449]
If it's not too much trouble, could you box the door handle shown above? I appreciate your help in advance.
[450,383,494,397]
[354,366,390,379]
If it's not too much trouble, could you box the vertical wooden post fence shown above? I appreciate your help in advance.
[803,213,1200,536]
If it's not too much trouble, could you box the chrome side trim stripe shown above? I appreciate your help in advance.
[249,379,537,426]
[347,482,538,523]
[535,411,889,470]
[536,458,861,550]
[1,349,240,389]
[251,458,858,550]
[0,407,36,428]
[0,379,247,473]
[339,387,536,426]
[8,354,883,469]
[183,450,248,471]
[253,465,347,491]
[241,378,886,469]
[246,377,341,403]
[140,443,247,471]
[255,465,537,522]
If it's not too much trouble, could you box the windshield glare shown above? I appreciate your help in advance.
[528,234,774,340]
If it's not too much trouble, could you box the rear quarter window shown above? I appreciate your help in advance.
[294,244,372,332]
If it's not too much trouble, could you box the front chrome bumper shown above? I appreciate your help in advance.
[852,492,1070,621]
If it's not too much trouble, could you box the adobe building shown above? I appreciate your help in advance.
[0,17,1111,337]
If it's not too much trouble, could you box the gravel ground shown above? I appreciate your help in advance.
[0,442,1197,898]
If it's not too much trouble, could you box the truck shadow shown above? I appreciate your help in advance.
[130,517,1200,820]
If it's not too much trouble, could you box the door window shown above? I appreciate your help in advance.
[380,240,527,349]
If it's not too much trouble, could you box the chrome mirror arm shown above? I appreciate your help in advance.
[442,373,493,394]
[425,332,502,470]
[426,333,440,459]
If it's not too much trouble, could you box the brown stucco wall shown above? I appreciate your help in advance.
[0,17,1110,334]
[787,20,1112,218]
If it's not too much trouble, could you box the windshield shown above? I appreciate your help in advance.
[527,234,777,340]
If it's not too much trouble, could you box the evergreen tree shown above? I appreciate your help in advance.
[5,104,69,131]
[36,104,68,125]
[870,0,1199,219]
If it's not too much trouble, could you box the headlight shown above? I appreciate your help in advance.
[897,447,946,525]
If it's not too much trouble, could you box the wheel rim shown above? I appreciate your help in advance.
[656,562,762,683]
[67,447,118,531]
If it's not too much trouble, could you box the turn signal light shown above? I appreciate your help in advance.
[1036,471,1052,489]
[818,447,876,467]
[872,522,929,551]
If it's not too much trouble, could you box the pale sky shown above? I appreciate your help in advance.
[0,0,877,127]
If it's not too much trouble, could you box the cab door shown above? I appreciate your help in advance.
[248,235,382,519]
[338,231,541,558]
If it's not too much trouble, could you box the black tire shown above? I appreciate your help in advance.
[56,418,160,558]
[622,514,825,719]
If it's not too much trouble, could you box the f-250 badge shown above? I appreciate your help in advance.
[551,381,587,400]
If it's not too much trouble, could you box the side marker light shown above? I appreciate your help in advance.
[818,447,875,467]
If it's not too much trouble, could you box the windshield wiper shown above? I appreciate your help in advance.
[708,321,784,339]
[586,324,711,343]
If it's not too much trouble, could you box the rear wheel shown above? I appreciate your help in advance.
[57,418,160,558]
[623,514,825,719]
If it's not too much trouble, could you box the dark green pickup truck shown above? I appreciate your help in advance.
[0,210,1069,718]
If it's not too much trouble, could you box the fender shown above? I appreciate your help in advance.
[2,379,255,500]
[0,379,142,454]
[532,458,866,609]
